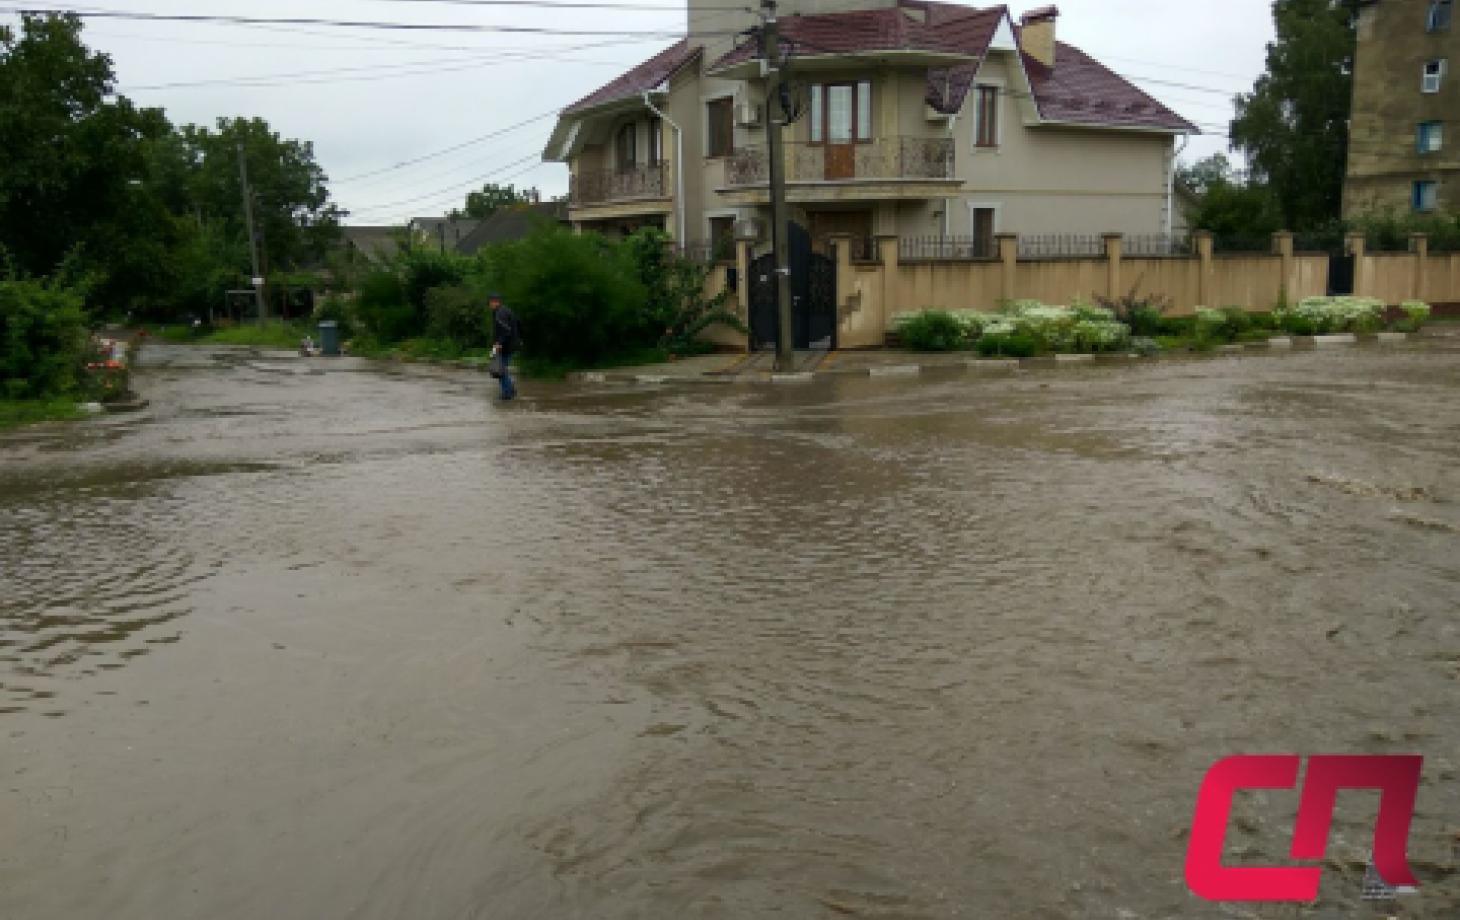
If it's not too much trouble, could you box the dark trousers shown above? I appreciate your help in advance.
[498,352,516,399]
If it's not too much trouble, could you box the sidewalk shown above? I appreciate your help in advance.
[568,330,1441,386]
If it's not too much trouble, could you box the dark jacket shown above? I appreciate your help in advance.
[492,305,521,355]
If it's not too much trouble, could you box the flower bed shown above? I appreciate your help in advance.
[892,302,1131,356]
[1273,296,1385,335]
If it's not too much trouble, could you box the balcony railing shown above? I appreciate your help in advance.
[570,162,668,207]
[724,136,955,187]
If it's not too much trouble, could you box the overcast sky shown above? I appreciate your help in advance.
[2,1,1277,225]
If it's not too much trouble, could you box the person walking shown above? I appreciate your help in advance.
[488,292,520,401]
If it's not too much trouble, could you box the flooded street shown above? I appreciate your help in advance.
[2,340,1458,918]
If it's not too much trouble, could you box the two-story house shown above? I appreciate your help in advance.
[543,2,1196,255]
[1344,0,1458,217]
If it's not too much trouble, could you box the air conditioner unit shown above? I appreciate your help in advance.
[733,218,762,242]
[735,102,762,127]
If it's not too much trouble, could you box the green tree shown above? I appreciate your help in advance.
[1229,0,1356,231]
[0,13,175,313]
[450,183,534,220]
[1179,154,1283,236]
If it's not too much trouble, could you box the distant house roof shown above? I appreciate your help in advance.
[708,1,1195,133]
[341,225,404,263]
[455,201,570,254]
[563,39,703,115]
[407,217,482,249]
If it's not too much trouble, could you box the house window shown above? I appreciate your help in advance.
[706,97,734,158]
[974,85,999,148]
[1423,59,1447,92]
[808,83,873,144]
[648,116,663,164]
[615,123,636,172]
[1429,0,1453,31]
[1413,180,1438,212]
[1418,121,1444,153]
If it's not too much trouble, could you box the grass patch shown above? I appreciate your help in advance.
[0,398,86,431]
[204,321,314,349]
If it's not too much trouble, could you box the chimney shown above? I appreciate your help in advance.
[1020,5,1058,67]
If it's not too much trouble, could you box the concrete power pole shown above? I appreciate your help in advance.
[761,0,795,372]
[237,142,267,323]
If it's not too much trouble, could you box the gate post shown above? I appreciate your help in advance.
[1102,232,1123,300]
[1409,233,1428,301]
[1273,231,1294,307]
[1346,232,1367,297]
[736,238,752,331]
[996,233,1018,305]
[1193,230,1214,306]
[877,234,900,319]
[828,233,854,337]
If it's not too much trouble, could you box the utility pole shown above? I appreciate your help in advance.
[761,0,795,372]
[237,142,267,323]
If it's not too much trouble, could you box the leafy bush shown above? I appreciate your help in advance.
[478,227,647,363]
[355,269,415,341]
[622,229,744,353]
[1398,300,1431,331]
[314,294,357,340]
[1276,296,1384,334]
[0,277,89,399]
[1193,306,1254,343]
[975,331,1039,357]
[1094,287,1172,336]
[425,285,490,348]
[898,310,967,351]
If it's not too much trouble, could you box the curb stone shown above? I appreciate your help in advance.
[1054,353,1096,363]
[1375,332,1410,343]
[771,372,815,384]
[1267,337,1293,348]
[868,364,920,377]
[966,359,1020,370]
[1313,333,1357,346]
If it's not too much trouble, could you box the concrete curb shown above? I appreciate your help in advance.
[966,359,1020,370]
[771,372,815,384]
[1313,333,1357,346]
[1374,332,1411,343]
[868,364,921,377]
[1054,353,1096,363]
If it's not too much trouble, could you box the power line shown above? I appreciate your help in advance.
[356,0,747,10]
[0,6,735,37]
[333,110,563,184]
[344,151,545,216]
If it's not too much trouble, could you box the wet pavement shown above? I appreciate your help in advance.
[2,339,1458,919]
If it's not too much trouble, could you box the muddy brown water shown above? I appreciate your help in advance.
[2,340,1458,919]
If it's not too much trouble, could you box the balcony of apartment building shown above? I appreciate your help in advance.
[716,135,958,206]
[567,118,673,227]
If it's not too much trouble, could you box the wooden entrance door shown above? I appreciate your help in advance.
[823,84,856,180]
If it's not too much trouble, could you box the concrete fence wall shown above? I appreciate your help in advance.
[722,231,1460,350]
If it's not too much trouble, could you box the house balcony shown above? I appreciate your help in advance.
[716,136,959,205]
[569,163,672,222]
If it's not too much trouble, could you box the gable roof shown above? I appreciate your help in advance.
[1018,41,1193,131]
[706,1,1193,133]
[564,39,703,115]
[341,225,404,263]
[455,202,569,254]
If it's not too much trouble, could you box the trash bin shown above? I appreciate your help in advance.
[318,320,340,357]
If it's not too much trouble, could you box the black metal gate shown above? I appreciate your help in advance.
[1327,252,1355,296]
[748,222,837,351]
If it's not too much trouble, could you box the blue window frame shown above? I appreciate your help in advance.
[1417,121,1444,153]
[1429,0,1453,32]
[1413,181,1438,212]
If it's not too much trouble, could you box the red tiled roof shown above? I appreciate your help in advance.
[706,1,1195,133]
[564,40,702,115]
[711,3,1002,69]
[1020,41,1195,131]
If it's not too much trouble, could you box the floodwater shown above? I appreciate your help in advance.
[2,339,1458,919]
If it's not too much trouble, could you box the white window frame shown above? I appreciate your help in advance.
[1423,59,1447,93]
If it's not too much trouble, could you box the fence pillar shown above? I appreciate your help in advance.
[1273,231,1294,306]
[1409,233,1428,301]
[1193,230,1213,306]
[828,233,854,330]
[877,234,900,321]
[1102,233,1123,299]
[735,239,751,330]
[996,233,1018,304]
[1347,232,1367,296]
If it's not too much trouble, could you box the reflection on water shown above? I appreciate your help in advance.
[1,340,1458,918]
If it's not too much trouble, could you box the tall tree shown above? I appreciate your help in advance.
[450,183,535,220]
[1230,0,1356,231]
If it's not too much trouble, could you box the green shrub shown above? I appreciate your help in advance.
[975,331,1039,357]
[1155,315,1197,336]
[0,277,89,399]
[478,227,647,364]
[355,269,415,341]
[1276,296,1384,334]
[899,310,967,351]
[425,285,490,348]
[1398,300,1431,331]
[314,294,357,340]
[1094,287,1172,336]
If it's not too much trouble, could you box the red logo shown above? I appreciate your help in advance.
[1185,754,1423,902]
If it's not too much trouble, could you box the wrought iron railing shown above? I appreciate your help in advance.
[570,162,668,206]
[1018,234,1105,259]
[1122,233,1192,257]
[900,235,996,261]
[724,137,955,186]
[1212,234,1275,254]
